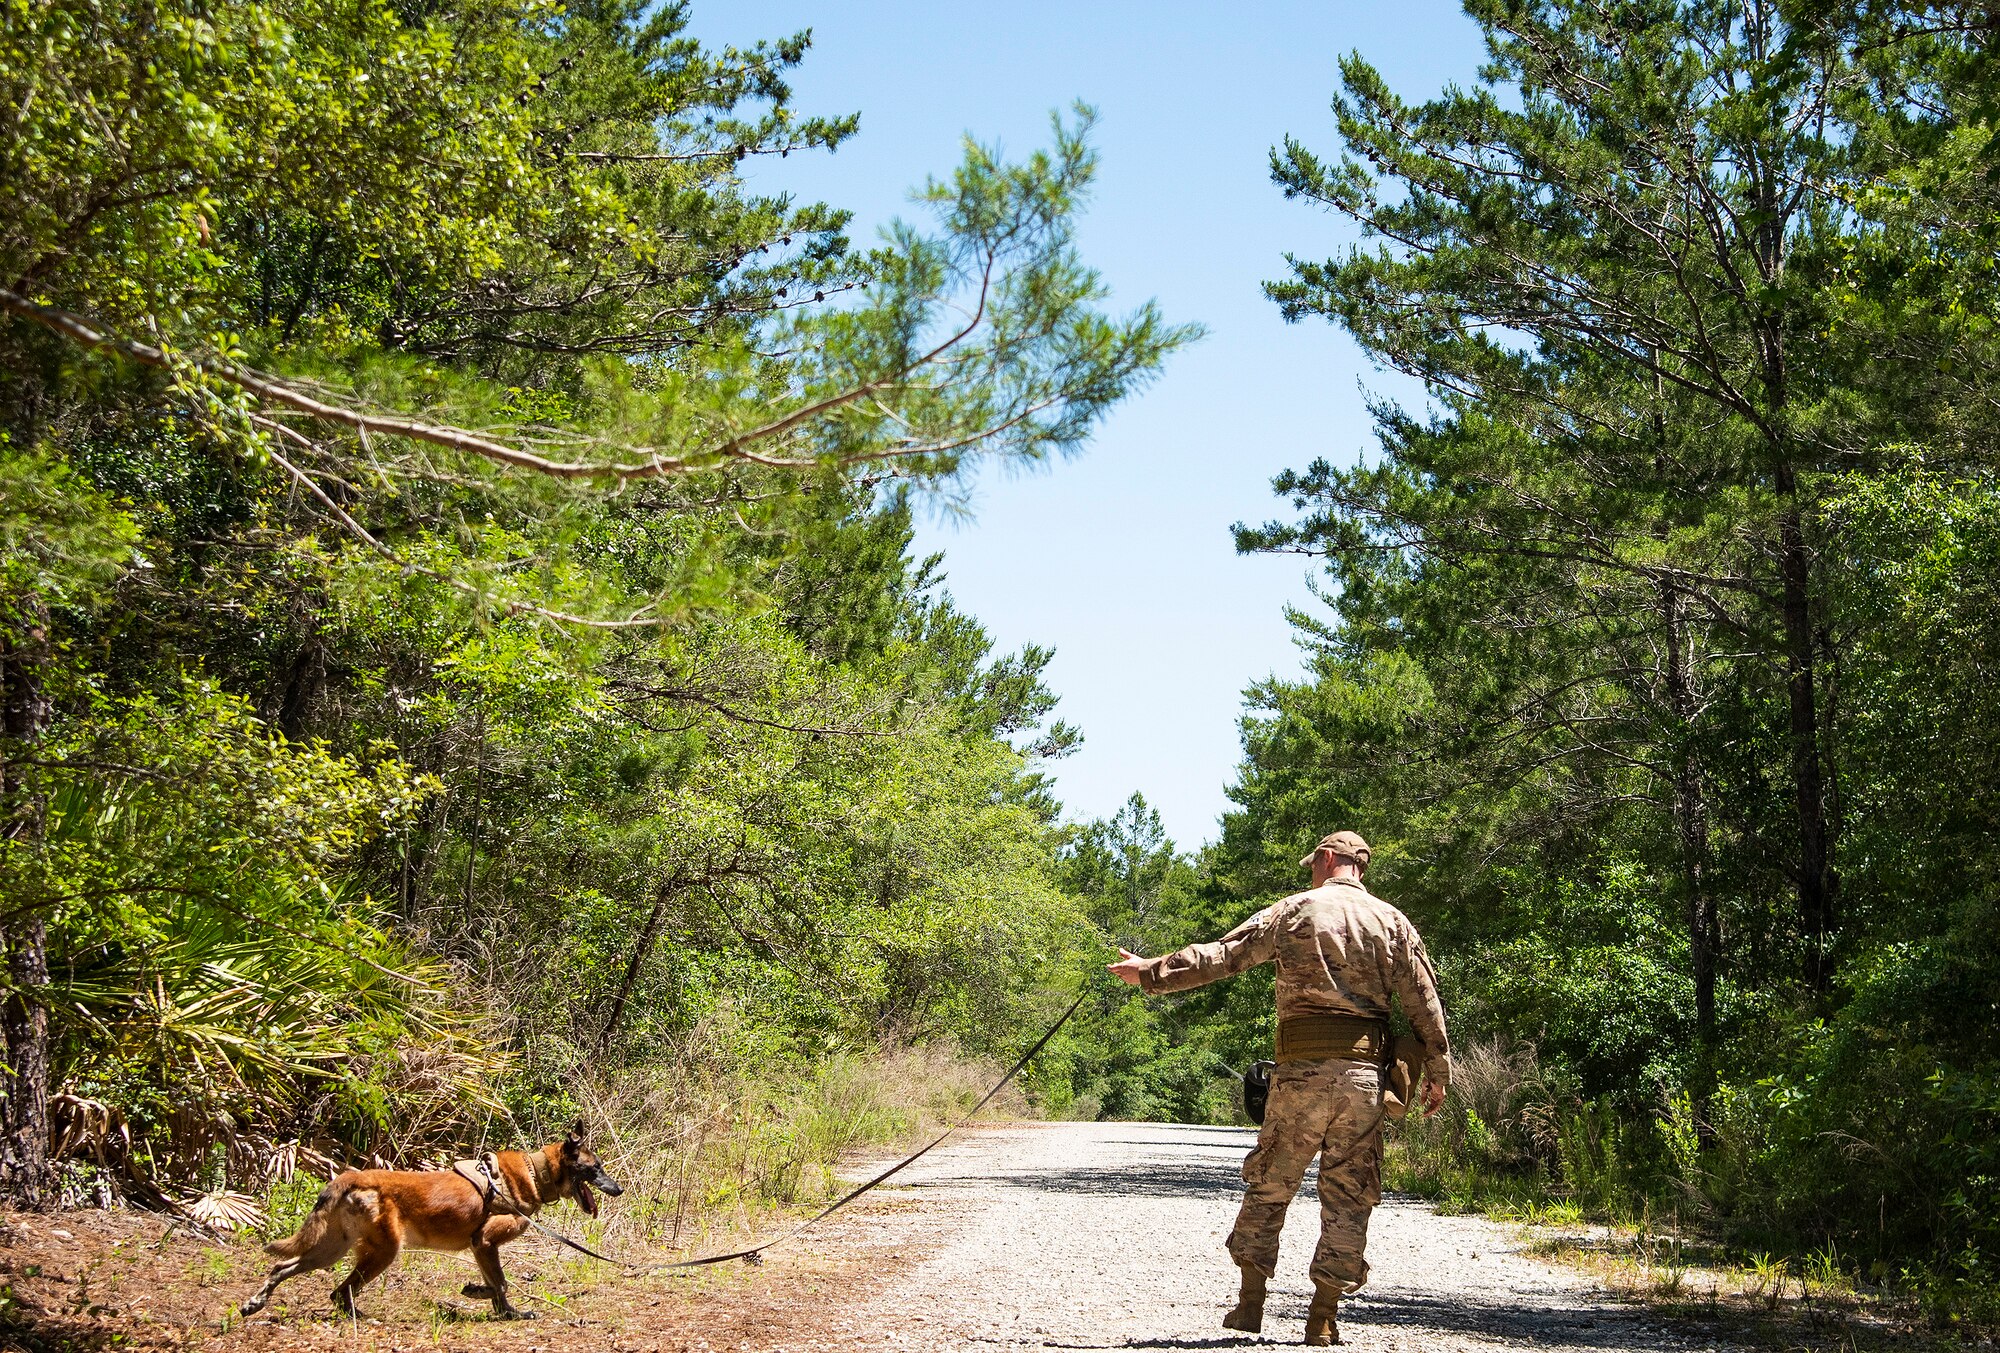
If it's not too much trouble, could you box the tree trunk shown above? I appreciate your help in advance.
[598,880,672,1052]
[1660,578,1718,1144]
[462,710,485,919]
[275,635,324,739]
[1774,481,1838,994]
[1748,68,1839,995]
[0,594,54,1206]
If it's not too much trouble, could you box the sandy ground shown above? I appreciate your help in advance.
[0,1120,1739,1352]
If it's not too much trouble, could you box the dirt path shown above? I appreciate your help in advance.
[1,1121,1739,1352]
[798,1120,1733,1352]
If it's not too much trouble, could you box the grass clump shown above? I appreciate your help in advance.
[1384,1039,1999,1349]
[251,1026,1020,1263]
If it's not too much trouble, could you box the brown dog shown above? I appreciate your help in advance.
[240,1121,623,1320]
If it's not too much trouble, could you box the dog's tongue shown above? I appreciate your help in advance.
[577,1178,597,1216]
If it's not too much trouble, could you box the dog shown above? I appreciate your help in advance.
[240,1120,624,1320]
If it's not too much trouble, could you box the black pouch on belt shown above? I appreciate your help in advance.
[1243,1059,1276,1125]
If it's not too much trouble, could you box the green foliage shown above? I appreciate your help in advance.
[0,0,1192,1209]
[0,445,138,604]
[10,682,497,1179]
[1023,794,1248,1125]
[1216,0,2000,1305]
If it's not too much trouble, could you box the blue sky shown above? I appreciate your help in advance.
[685,3,1489,849]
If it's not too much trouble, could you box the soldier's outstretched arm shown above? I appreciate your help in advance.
[1107,907,1279,995]
[1107,948,1151,985]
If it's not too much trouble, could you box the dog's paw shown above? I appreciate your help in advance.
[460,1283,494,1299]
[494,1306,537,1320]
[239,1296,267,1316]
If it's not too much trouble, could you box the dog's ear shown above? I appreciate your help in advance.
[568,1118,586,1142]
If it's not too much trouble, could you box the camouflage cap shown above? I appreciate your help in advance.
[1300,830,1371,871]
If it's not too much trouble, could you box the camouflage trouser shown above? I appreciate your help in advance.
[1227,1058,1383,1293]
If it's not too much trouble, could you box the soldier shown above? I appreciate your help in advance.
[1108,830,1450,1346]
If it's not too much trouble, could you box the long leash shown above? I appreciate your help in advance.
[493,987,1090,1275]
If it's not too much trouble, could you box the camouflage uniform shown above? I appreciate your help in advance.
[1138,876,1451,1293]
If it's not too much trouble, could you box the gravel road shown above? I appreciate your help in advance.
[801,1120,1732,1353]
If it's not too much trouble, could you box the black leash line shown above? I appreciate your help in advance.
[521,987,1091,1275]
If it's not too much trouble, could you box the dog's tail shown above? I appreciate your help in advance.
[263,1182,343,1258]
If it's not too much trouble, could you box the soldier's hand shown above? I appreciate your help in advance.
[1106,947,1149,987]
[1421,1079,1447,1118]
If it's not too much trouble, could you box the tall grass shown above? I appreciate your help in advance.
[576,1036,1019,1252]
[251,1025,1022,1256]
[1383,1038,2000,1334]
[1387,1038,1737,1224]
[1386,1039,1562,1213]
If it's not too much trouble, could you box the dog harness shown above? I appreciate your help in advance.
[452,1153,520,1216]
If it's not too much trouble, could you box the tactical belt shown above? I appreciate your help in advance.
[1275,1013,1390,1064]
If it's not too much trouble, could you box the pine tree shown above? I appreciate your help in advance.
[1262,0,1865,993]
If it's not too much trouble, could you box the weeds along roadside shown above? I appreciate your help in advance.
[1383,1040,2000,1347]
[254,1034,1024,1258]
[571,1038,1022,1255]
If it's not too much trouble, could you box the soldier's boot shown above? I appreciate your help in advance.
[1221,1267,1267,1334]
[1303,1283,1341,1346]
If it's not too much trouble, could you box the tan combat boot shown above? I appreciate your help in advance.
[1303,1283,1341,1346]
[1221,1266,1267,1334]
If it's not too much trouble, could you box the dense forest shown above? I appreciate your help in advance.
[4,0,2000,1329]
[1077,0,2000,1320]
[0,0,1191,1224]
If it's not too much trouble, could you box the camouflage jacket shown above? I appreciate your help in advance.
[1138,878,1453,1087]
